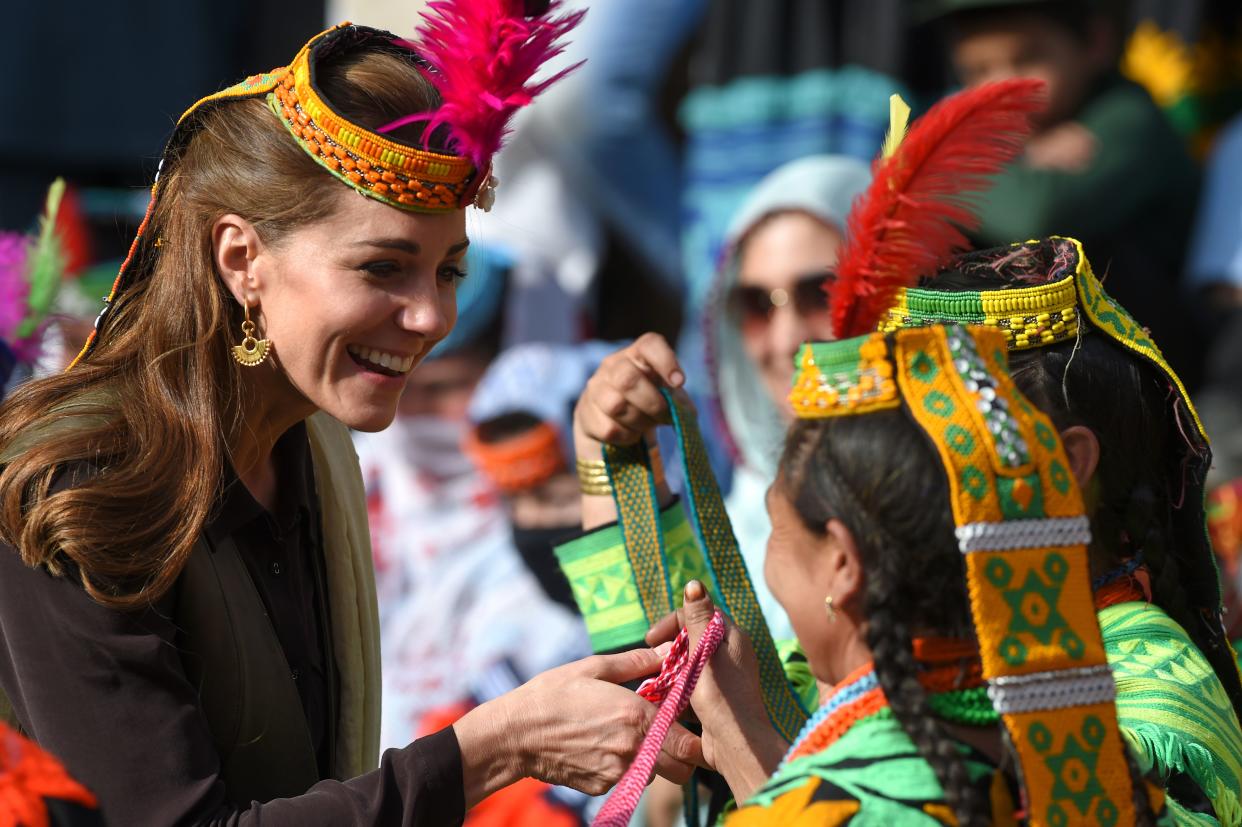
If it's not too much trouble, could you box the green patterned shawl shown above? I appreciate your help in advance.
[1102,601,1242,826]
[727,709,1007,826]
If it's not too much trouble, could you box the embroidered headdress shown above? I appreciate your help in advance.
[877,237,1241,719]
[787,79,1154,823]
[72,1,582,366]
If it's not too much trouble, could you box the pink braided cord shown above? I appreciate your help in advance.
[592,611,726,827]
[637,628,690,704]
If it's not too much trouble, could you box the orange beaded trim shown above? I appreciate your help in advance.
[270,54,479,212]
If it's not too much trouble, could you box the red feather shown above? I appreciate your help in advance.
[379,0,584,169]
[829,78,1047,338]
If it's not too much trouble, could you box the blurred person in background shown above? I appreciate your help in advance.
[705,154,872,641]
[1186,113,1242,637]
[926,0,1202,384]
[464,341,617,612]
[677,0,910,483]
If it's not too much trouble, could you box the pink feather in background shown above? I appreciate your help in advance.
[0,233,30,345]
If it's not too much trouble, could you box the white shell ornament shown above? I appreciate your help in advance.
[474,173,499,212]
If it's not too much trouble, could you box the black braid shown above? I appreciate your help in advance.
[868,602,991,827]
[784,413,989,826]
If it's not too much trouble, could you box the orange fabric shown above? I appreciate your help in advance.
[911,636,979,664]
[466,778,578,827]
[912,636,986,692]
[0,725,97,827]
[1093,577,1147,611]
[786,684,888,763]
[463,421,565,493]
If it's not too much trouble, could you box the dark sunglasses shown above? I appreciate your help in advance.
[727,273,834,324]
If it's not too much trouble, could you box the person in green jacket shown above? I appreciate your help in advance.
[927,0,1203,384]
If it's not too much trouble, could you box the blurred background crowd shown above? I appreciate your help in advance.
[5,0,1242,822]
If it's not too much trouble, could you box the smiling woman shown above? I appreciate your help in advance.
[0,6,702,827]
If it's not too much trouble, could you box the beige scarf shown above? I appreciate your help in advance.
[305,411,382,778]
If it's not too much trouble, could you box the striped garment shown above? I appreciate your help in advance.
[1101,601,1242,826]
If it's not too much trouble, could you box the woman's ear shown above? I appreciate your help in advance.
[821,518,864,611]
[1059,424,1101,488]
[212,214,265,306]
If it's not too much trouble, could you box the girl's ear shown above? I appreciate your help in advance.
[1059,424,1101,488]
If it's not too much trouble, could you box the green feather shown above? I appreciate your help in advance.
[15,178,66,340]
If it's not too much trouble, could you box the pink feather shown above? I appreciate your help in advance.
[0,232,30,343]
[379,0,584,169]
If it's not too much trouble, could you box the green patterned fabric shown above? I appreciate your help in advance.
[1101,601,1242,826]
[554,501,710,652]
[729,709,1008,825]
[659,389,810,744]
[776,639,820,712]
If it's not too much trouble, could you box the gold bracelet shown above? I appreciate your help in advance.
[577,458,613,496]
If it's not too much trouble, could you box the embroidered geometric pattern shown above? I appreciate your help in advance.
[956,517,1092,552]
[789,333,900,418]
[893,325,1134,827]
[877,235,1242,728]
[945,326,1030,468]
[555,501,708,652]
[662,390,810,744]
[605,440,677,626]
[880,272,1079,350]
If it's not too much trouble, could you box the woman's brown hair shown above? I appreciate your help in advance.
[0,46,442,609]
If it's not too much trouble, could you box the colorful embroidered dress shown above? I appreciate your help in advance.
[727,666,1013,826]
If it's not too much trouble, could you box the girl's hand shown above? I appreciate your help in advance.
[573,333,686,456]
[646,582,788,801]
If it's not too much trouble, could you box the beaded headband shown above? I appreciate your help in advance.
[791,325,1140,825]
[270,25,485,213]
[71,4,581,368]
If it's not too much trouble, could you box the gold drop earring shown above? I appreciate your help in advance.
[232,302,271,367]
[825,595,838,623]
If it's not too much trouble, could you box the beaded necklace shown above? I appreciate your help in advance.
[782,664,887,764]
[783,656,1003,766]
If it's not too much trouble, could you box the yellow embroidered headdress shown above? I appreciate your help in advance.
[791,326,1142,825]
[878,237,1242,719]
[73,1,582,366]
[787,79,1157,823]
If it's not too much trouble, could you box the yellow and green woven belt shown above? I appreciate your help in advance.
[555,390,809,744]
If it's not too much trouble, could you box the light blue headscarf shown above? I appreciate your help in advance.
[707,154,871,640]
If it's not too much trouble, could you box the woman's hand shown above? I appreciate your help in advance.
[646,581,788,802]
[573,333,686,457]
[453,647,706,807]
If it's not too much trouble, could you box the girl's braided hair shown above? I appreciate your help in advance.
[781,405,1157,826]
[782,410,990,826]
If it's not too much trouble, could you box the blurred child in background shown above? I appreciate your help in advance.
[929,0,1202,382]
[464,341,617,611]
